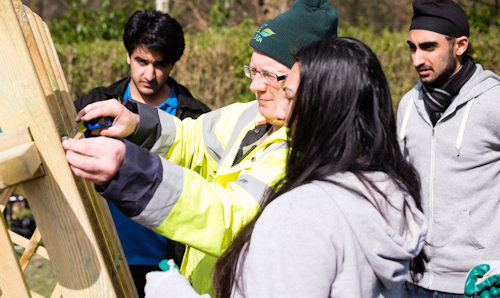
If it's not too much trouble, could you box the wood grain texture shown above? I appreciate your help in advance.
[0,187,15,213]
[32,10,77,125]
[0,142,42,189]
[0,1,136,296]
[9,230,50,260]
[11,0,71,137]
[33,9,136,296]
[0,213,31,298]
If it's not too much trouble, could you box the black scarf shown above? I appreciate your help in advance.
[422,55,476,126]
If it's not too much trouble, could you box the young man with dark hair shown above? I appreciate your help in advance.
[74,10,210,297]
[397,0,500,296]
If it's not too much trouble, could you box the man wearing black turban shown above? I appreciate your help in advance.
[397,0,500,297]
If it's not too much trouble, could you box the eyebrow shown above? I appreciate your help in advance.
[407,40,438,48]
[134,56,167,66]
[250,64,288,75]
[134,56,148,62]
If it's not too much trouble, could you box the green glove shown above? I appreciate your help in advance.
[465,262,500,297]
[159,259,180,272]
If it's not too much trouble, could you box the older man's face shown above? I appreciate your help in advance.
[247,50,290,129]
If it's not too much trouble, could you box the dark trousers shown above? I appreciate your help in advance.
[404,282,499,298]
[130,264,160,298]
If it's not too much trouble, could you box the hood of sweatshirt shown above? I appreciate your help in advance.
[329,172,427,290]
[452,64,500,107]
[399,64,500,156]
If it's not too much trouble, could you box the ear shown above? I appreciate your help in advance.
[127,53,131,65]
[455,36,469,56]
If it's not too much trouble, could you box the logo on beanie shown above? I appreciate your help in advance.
[252,27,275,43]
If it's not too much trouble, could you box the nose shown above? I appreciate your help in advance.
[249,74,267,93]
[412,49,425,68]
[144,64,155,81]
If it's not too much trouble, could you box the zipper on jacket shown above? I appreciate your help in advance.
[427,127,436,287]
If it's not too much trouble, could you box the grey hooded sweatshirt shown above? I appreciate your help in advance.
[233,172,427,298]
[397,64,500,293]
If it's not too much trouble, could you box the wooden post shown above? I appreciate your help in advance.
[0,187,31,298]
[0,1,137,296]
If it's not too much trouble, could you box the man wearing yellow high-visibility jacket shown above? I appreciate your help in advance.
[62,0,338,295]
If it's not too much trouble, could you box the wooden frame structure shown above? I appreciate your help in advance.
[0,1,137,296]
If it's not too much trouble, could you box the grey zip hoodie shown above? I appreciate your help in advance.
[397,64,500,293]
[234,172,427,297]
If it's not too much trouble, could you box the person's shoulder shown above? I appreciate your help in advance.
[169,77,211,119]
[470,64,500,90]
[397,82,421,113]
[82,77,130,98]
[401,82,421,100]
[459,64,500,103]
[74,77,130,112]
[263,181,343,218]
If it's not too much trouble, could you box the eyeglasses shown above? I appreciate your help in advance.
[243,64,288,85]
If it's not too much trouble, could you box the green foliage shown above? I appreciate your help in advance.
[56,40,129,99]
[208,0,236,27]
[49,0,154,44]
[57,20,500,110]
[174,18,256,107]
[461,2,500,33]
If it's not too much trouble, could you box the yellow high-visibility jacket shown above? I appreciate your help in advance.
[125,100,289,295]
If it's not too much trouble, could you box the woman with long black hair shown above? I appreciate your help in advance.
[213,37,427,298]
[144,37,427,297]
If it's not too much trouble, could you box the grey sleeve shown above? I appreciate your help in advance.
[238,189,336,298]
[124,99,162,149]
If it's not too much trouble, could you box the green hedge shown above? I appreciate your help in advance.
[56,22,500,110]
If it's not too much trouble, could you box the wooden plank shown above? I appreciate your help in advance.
[43,21,71,100]
[0,1,136,296]
[29,291,44,298]
[25,4,75,131]
[10,0,72,136]
[19,228,42,270]
[0,128,32,152]
[0,142,42,189]
[32,12,137,295]
[9,231,50,260]
[0,212,31,298]
[0,187,15,213]
[32,10,76,123]
[32,12,136,290]
[49,284,63,298]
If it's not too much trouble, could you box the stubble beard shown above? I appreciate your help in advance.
[424,49,458,87]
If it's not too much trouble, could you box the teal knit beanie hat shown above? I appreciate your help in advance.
[249,0,338,68]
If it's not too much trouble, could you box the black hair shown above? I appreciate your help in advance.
[123,10,185,65]
[214,37,425,298]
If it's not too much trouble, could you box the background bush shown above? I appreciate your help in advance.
[56,21,500,110]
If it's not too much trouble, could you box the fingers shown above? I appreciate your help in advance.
[75,99,139,138]
[465,264,490,295]
[62,137,94,156]
[489,286,500,296]
[68,164,104,184]
[62,137,126,185]
[77,99,122,122]
[102,112,139,137]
